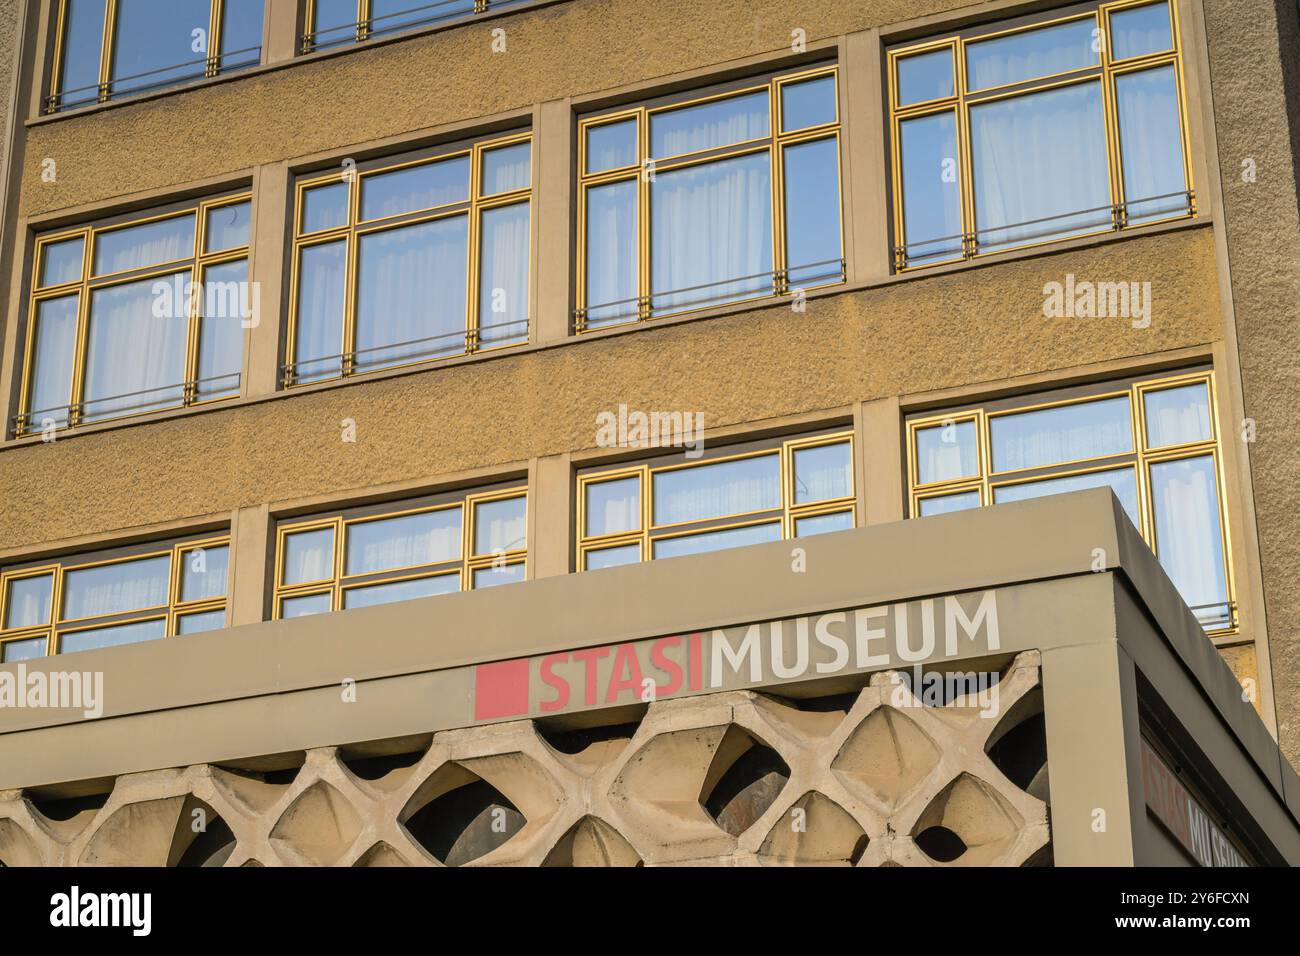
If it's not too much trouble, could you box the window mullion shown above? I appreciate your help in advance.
[98,0,117,102]
[768,78,786,297]
[188,262,209,404]
[208,0,223,77]
[341,226,358,377]
[637,107,650,322]
[357,0,370,42]
[953,42,976,258]
[67,259,93,428]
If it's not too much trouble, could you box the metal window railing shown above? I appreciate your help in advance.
[301,0,532,52]
[281,318,530,386]
[1190,600,1237,633]
[43,45,263,115]
[13,372,241,436]
[894,190,1196,269]
[574,258,847,332]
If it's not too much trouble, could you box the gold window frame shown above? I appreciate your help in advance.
[886,0,1195,271]
[0,534,231,660]
[576,431,856,570]
[47,0,260,113]
[273,486,528,618]
[284,130,533,387]
[905,370,1237,634]
[574,64,845,333]
[17,193,252,437]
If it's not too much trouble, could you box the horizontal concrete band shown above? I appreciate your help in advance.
[0,490,1293,833]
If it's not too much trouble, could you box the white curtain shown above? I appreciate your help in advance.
[586,478,639,537]
[345,508,462,575]
[197,258,246,398]
[475,498,526,554]
[585,179,638,326]
[478,202,530,346]
[63,555,171,619]
[792,443,852,504]
[899,112,962,263]
[83,274,187,420]
[916,423,977,484]
[650,151,772,313]
[964,20,1097,92]
[284,528,334,586]
[990,397,1133,472]
[29,294,79,423]
[1150,456,1229,626]
[356,216,468,370]
[94,214,194,276]
[969,82,1111,251]
[650,91,769,158]
[294,240,347,380]
[1115,65,1188,223]
[653,455,780,526]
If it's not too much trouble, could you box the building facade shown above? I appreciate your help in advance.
[0,0,1297,866]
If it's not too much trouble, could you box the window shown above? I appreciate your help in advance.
[0,535,230,661]
[302,0,531,51]
[575,65,844,331]
[906,370,1235,632]
[18,194,251,436]
[577,432,854,569]
[47,0,265,113]
[286,132,531,386]
[273,485,527,619]
[888,0,1192,269]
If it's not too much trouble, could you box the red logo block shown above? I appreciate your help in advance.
[473,658,531,721]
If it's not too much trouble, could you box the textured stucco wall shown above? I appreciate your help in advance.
[0,227,1220,547]
[1202,0,1300,767]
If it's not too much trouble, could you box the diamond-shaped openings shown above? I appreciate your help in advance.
[759,791,868,866]
[910,772,1024,866]
[339,742,430,792]
[700,726,790,836]
[269,781,362,866]
[209,760,303,817]
[354,841,410,867]
[399,762,526,867]
[542,816,642,867]
[985,687,1049,803]
[831,705,941,808]
[28,791,108,845]
[76,794,234,866]
[0,818,42,867]
[537,719,641,774]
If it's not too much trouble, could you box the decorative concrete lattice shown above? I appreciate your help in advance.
[0,651,1050,866]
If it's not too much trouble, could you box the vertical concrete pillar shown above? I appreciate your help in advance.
[1041,632,1145,864]
[245,162,289,398]
[1,1,36,438]
[859,396,903,526]
[842,28,890,285]
[26,0,48,119]
[533,98,573,346]
[264,0,301,65]
[229,504,272,626]
[529,452,572,579]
